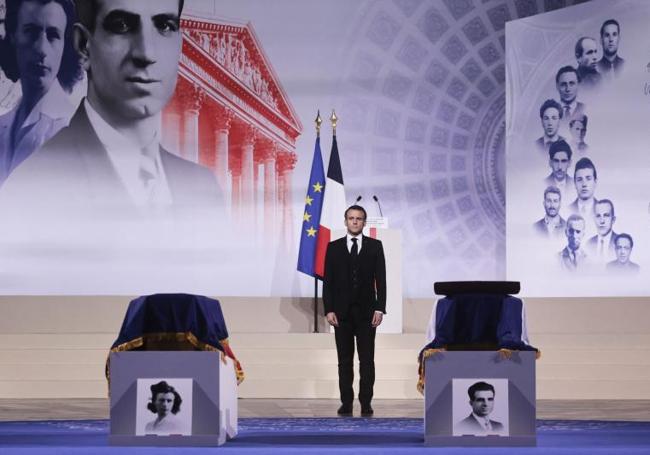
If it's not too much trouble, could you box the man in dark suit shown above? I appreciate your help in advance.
[3,0,220,208]
[555,66,586,126]
[567,157,598,218]
[533,185,565,238]
[455,381,504,435]
[575,37,602,89]
[543,140,573,198]
[597,19,624,79]
[586,199,617,263]
[558,214,589,271]
[323,205,386,417]
[534,99,564,155]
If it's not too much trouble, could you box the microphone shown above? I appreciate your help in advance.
[355,195,362,203]
[373,195,383,217]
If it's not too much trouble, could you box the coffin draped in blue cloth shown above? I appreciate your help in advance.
[417,282,538,393]
[107,293,244,383]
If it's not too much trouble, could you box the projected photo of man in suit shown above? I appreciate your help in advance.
[2,0,221,209]
[598,19,624,79]
[544,139,572,197]
[575,37,601,89]
[567,157,598,218]
[455,381,505,436]
[533,185,565,239]
[558,214,588,271]
[555,66,586,127]
[586,199,617,264]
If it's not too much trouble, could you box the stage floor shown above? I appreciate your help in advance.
[1,399,649,422]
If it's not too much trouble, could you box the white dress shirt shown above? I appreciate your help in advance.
[346,233,363,253]
[0,81,74,184]
[84,99,172,206]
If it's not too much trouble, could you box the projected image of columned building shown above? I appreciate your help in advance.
[162,16,303,246]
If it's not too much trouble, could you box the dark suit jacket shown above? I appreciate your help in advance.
[586,233,617,257]
[533,216,566,237]
[3,102,221,209]
[322,235,386,319]
[455,414,504,434]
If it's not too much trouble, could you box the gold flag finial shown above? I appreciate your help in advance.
[330,109,338,135]
[315,110,322,137]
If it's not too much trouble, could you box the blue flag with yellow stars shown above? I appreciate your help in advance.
[297,137,325,277]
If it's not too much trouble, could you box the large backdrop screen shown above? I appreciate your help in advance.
[0,0,611,297]
[506,0,650,297]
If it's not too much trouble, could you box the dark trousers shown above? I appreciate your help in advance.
[334,304,376,406]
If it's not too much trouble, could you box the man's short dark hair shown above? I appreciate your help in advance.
[467,381,495,401]
[569,114,588,131]
[595,198,615,217]
[544,185,561,201]
[147,380,182,415]
[614,232,633,249]
[539,99,562,120]
[548,139,572,160]
[574,157,597,180]
[345,204,367,220]
[555,65,580,84]
[2,0,83,92]
[600,19,620,38]
[75,0,185,32]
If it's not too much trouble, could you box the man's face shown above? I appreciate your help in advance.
[566,219,585,250]
[543,191,561,217]
[154,392,174,417]
[574,167,596,200]
[556,71,578,104]
[13,0,66,95]
[601,24,619,57]
[541,107,560,138]
[344,209,365,236]
[570,121,585,141]
[470,390,494,418]
[83,0,182,122]
[550,151,570,181]
[577,38,598,69]
[594,202,615,236]
[615,237,632,263]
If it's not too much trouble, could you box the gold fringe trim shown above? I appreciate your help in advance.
[417,348,540,395]
[416,348,446,395]
[106,332,246,390]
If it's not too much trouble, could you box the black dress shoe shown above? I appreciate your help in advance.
[360,404,374,417]
[337,404,353,416]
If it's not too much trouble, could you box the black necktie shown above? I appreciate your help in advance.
[351,237,358,258]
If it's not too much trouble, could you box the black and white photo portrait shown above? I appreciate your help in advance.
[597,19,624,79]
[575,36,601,89]
[606,233,640,274]
[533,185,566,239]
[452,379,508,437]
[136,378,192,436]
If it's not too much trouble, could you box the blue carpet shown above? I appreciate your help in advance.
[1,418,650,454]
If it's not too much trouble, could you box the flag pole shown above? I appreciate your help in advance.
[313,111,323,334]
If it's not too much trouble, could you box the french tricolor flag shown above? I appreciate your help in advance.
[314,135,347,278]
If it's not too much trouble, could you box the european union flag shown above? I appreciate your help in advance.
[297,137,325,277]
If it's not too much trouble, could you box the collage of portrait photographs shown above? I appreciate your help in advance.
[528,18,640,277]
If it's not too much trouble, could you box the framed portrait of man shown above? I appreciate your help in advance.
[452,378,509,437]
